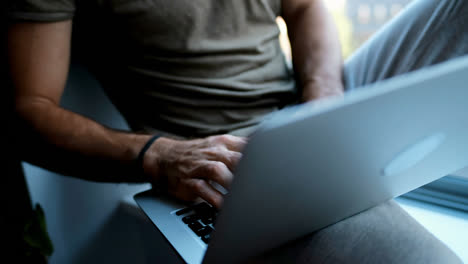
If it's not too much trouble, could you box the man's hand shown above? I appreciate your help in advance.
[143,135,247,208]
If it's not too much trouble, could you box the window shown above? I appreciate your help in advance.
[374,4,388,23]
[357,4,371,25]
[390,4,404,17]
[405,174,468,212]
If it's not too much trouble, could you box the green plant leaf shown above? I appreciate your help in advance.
[23,203,54,257]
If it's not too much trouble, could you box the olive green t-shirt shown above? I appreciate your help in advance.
[8,0,297,138]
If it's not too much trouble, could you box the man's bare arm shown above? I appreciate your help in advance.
[9,21,154,182]
[8,21,244,207]
[282,0,344,102]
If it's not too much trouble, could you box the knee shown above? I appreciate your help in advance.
[288,201,462,264]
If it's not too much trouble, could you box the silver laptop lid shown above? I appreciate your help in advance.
[203,55,468,263]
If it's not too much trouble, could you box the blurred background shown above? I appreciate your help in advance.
[277,0,413,60]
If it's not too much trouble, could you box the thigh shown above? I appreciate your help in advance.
[344,0,468,90]
[249,200,462,264]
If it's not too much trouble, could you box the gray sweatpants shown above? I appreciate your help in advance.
[253,0,468,263]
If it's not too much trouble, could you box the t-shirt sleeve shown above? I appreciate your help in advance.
[7,0,76,22]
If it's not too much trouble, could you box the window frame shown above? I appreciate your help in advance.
[403,175,468,212]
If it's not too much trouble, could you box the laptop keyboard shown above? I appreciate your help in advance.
[175,202,219,244]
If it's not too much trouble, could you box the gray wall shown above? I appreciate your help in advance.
[23,64,181,263]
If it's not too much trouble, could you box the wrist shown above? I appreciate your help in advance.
[301,77,344,102]
[137,134,162,182]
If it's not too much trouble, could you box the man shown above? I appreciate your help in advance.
[6,0,466,262]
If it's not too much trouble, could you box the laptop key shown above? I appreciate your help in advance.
[188,222,204,234]
[201,217,213,225]
[201,234,211,244]
[197,226,213,237]
[182,214,200,224]
[193,202,217,218]
[175,207,193,216]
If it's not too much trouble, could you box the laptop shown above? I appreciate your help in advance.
[134,55,468,264]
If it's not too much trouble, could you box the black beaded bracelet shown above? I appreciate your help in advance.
[136,134,161,177]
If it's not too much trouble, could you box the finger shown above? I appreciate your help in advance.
[202,147,242,171]
[188,179,224,209]
[221,150,242,171]
[214,134,247,152]
[195,160,234,189]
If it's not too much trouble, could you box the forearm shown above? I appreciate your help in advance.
[283,0,344,101]
[15,97,153,183]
